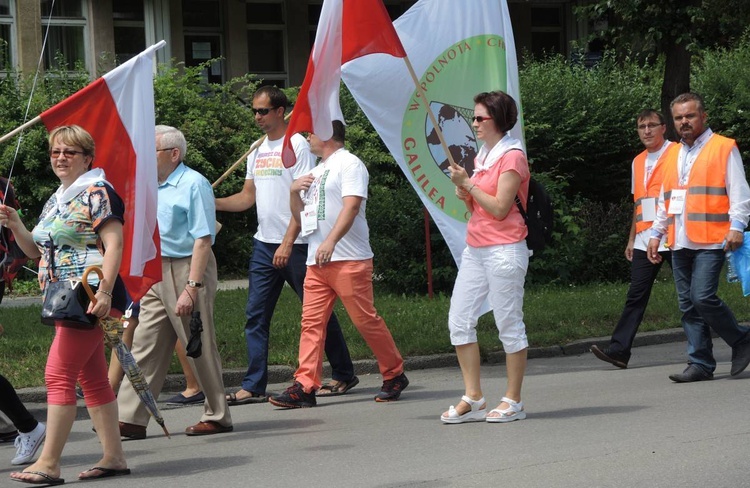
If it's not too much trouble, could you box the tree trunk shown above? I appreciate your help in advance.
[660,39,692,141]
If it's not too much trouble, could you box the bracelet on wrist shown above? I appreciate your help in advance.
[467,184,476,193]
[96,289,113,298]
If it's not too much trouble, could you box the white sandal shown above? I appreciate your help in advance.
[486,396,526,423]
[440,395,486,424]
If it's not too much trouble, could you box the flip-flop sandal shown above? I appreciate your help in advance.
[317,376,360,396]
[226,390,268,405]
[79,466,131,481]
[11,470,65,485]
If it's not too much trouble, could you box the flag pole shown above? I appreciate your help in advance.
[0,41,168,148]
[0,116,42,145]
[212,111,293,188]
[401,56,459,170]
[402,55,454,297]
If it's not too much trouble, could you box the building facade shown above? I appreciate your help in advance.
[1,0,590,85]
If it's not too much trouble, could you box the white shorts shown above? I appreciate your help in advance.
[448,241,528,353]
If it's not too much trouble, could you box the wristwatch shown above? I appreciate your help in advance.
[187,280,203,288]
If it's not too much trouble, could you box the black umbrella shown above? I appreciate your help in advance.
[186,311,202,358]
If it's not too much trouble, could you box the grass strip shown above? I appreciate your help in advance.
[2,276,749,388]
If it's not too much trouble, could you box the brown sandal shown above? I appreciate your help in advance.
[317,376,359,396]
[226,390,267,405]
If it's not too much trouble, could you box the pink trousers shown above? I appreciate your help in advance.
[46,324,115,407]
[295,259,403,392]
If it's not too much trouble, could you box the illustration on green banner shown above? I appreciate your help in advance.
[401,34,509,223]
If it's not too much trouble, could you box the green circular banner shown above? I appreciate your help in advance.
[401,34,509,222]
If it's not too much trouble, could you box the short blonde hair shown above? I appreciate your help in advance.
[48,125,96,159]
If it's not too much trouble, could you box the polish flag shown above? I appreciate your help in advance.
[40,42,165,302]
[281,0,406,168]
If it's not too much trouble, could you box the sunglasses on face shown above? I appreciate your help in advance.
[49,149,86,158]
[252,107,276,116]
[472,116,491,123]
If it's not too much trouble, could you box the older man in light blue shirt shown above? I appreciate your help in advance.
[118,125,232,438]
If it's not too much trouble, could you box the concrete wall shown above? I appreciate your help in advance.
[15,0,41,75]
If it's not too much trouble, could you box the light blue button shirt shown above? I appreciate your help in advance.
[157,163,216,258]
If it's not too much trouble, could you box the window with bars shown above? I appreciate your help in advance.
[247,0,286,87]
[113,0,145,65]
[530,5,565,58]
[184,0,224,84]
[0,0,13,70]
[40,0,87,71]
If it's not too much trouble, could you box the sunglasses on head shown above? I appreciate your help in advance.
[252,107,276,116]
[472,116,491,123]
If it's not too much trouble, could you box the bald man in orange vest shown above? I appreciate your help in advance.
[648,92,750,383]
[591,109,679,369]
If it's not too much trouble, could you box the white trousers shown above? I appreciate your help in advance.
[448,242,529,353]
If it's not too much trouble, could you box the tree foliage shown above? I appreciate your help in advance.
[576,0,750,138]
[5,41,750,289]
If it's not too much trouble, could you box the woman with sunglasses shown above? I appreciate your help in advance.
[441,91,531,424]
[0,125,130,483]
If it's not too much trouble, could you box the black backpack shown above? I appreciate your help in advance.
[515,178,553,253]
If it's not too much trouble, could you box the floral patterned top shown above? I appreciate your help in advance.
[32,179,124,289]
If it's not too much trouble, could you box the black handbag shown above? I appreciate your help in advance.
[40,235,98,329]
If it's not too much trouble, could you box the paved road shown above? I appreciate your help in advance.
[4,339,749,488]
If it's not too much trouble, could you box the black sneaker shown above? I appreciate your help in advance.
[268,382,316,408]
[374,373,409,402]
[590,345,628,369]
[0,430,18,443]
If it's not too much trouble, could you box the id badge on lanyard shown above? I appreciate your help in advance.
[300,204,317,237]
[669,188,687,215]
[641,197,657,222]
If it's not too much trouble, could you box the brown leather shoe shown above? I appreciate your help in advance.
[185,421,233,436]
[119,421,147,440]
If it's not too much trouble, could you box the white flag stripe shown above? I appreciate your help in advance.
[342,0,521,268]
[309,0,346,140]
[103,46,160,276]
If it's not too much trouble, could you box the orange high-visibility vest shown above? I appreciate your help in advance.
[633,142,678,234]
[662,134,736,247]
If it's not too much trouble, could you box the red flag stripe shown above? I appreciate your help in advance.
[282,0,406,168]
[40,45,163,302]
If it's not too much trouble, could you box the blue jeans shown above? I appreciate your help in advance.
[671,249,749,373]
[242,239,354,394]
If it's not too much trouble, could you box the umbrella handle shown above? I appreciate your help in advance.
[82,265,104,304]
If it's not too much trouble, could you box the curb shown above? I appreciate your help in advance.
[13,327,688,405]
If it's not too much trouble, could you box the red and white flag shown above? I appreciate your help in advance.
[41,42,165,302]
[281,0,406,168]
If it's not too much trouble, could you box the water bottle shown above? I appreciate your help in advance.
[726,251,740,283]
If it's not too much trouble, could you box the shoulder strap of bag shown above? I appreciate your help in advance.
[47,233,57,282]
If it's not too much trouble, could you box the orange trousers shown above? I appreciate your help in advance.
[295,259,403,392]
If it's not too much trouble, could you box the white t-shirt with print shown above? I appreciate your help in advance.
[246,133,315,244]
[302,148,373,265]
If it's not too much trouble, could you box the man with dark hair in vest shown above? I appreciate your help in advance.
[591,109,679,369]
[647,92,750,382]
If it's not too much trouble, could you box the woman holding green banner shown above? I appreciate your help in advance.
[441,91,530,424]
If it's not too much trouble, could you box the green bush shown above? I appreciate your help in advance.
[693,35,750,163]
[520,53,662,203]
[6,42,750,291]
